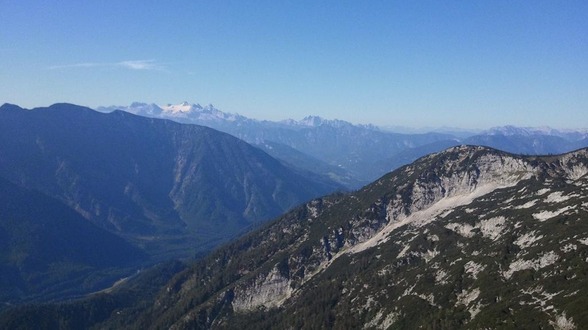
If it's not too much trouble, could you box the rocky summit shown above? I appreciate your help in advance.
[3,145,588,329]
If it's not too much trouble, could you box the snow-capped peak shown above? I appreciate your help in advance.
[98,102,249,123]
[161,102,203,114]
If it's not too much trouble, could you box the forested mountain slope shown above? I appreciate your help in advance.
[115,146,588,329]
[0,103,342,304]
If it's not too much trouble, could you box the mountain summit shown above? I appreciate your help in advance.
[98,102,247,123]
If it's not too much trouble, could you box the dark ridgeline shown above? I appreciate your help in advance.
[0,103,342,305]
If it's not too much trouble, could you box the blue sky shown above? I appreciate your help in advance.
[1,1,587,128]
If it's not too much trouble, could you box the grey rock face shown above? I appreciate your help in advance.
[21,145,588,329]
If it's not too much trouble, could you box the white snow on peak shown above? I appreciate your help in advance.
[99,102,247,123]
[161,102,198,113]
[96,102,380,131]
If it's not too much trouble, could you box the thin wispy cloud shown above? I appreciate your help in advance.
[118,60,160,70]
[49,60,164,71]
[49,62,102,69]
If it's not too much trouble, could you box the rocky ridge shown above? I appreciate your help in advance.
[96,145,588,329]
[5,145,587,328]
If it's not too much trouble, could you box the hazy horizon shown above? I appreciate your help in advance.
[1,1,586,129]
[4,100,588,132]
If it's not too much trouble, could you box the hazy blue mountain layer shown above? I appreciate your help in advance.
[99,102,588,188]
[0,103,342,304]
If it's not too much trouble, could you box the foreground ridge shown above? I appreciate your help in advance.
[106,145,586,329]
[4,145,588,329]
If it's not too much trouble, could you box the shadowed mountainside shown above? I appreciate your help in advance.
[0,103,343,304]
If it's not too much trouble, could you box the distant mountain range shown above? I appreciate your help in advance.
[3,101,588,325]
[97,103,458,186]
[0,103,341,304]
[6,146,587,329]
[98,102,588,187]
